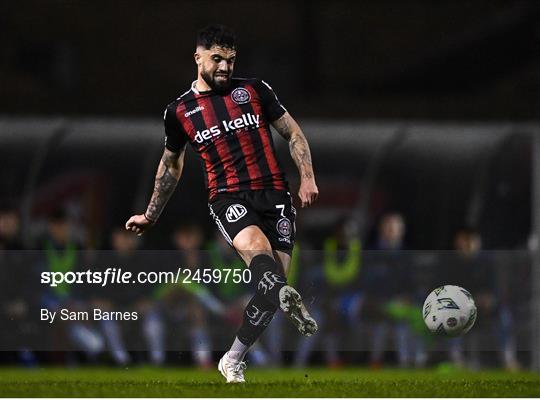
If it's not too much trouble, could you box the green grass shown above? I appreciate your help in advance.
[0,367,538,397]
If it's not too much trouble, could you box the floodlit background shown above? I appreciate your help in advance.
[0,0,539,371]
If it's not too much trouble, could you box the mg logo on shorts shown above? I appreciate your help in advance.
[225,204,247,222]
[231,87,251,104]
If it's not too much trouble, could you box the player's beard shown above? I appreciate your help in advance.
[201,69,231,94]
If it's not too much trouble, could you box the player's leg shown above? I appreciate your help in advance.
[220,226,311,382]
[234,227,317,335]
[233,226,290,306]
[256,190,317,336]
[208,198,270,381]
[210,195,315,381]
[210,198,284,331]
[227,249,291,367]
[265,250,290,364]
[218,226,279,382]
[273,250,291,275]
[228,228,317,354]
[225,225,283,361]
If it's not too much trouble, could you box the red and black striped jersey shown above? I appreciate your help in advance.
[163,78,289,200]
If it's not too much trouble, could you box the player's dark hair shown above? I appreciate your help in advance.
[197,24,236,50]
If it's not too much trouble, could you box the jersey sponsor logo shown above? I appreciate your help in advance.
[184,105,205,117]
[194,112,261,144]
[231,87,251,104]
[225,204,247,222]
[276,217,292,238]
[195,125,221,143]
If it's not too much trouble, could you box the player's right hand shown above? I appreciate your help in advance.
[125,214,154,236]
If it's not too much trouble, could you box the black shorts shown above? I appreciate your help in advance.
[208,189,296,254]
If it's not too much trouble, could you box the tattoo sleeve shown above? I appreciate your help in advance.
[145,147,185,222]
[272,113,315,181]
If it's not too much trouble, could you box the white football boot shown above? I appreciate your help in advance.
[279,285,318,336]
[218,352,247,383]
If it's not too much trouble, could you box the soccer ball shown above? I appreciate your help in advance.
[422,285,477,337]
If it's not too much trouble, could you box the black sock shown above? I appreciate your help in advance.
[236,293,277,347]
[249,254,288,307]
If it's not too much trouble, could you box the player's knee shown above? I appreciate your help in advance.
[233,227,271,252]
[246,235,270,251]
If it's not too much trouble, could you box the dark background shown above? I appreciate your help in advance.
[2,0,540,119]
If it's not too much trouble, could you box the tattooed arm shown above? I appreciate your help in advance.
[272,112,319,207]
[125,146,186,236]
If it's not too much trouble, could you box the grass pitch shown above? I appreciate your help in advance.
[0,366,538,397]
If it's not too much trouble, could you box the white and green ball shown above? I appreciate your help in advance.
[422,285,477,337]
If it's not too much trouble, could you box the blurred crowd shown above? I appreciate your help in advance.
[0,203,530,370]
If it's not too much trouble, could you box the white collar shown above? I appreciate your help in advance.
[191,80,200,95]
[191,80,213,95]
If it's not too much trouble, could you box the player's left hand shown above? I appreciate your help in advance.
[298,179,318,207]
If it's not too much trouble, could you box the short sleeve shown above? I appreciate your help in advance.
[254,79,287,122]
[163,103,188,152]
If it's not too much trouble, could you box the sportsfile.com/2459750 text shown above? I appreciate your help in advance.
[40,267,251,287]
